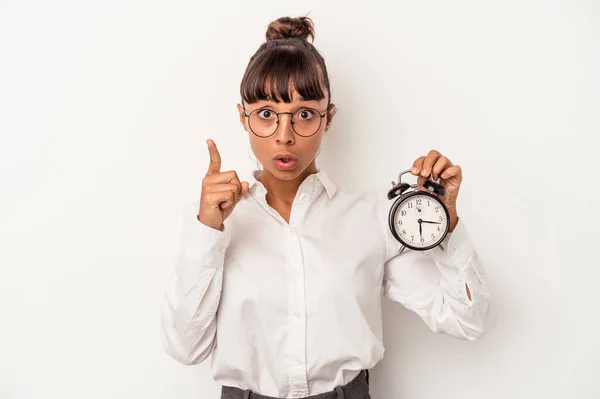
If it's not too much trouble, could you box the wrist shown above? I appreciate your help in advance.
[197,214,223,231]
[448,208,459,232]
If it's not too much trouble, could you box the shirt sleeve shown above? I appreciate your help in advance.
[380,199,491,340]
[160,200,231,365]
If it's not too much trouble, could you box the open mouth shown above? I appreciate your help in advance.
[274,158,297,170]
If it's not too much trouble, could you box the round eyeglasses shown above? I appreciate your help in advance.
[242,106,328,138]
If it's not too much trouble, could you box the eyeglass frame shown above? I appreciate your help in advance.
[241,104,329,138]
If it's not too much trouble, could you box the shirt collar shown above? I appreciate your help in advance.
[245,168,337,200]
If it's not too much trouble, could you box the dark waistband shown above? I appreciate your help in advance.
[221,369,370,399]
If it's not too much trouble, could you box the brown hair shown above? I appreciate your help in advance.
[240,16,332,108]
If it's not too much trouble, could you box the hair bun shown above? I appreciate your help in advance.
[266,16,315,42]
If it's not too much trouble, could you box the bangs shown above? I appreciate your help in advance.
[241,46,327,104]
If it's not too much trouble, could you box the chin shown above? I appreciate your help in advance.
[273,168,301,179]
[267,164,305,180]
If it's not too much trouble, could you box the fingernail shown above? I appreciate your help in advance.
[412,167,418,174]
[421,169,428,177]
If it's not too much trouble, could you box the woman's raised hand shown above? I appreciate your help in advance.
[197,139,249,230]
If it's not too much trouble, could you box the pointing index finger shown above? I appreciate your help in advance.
[206,139,221,175]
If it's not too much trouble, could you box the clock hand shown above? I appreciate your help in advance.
[419,221,423,238]
[421,220,442,224]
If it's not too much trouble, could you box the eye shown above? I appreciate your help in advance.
[257,109,275,119]
[297,109,315,120]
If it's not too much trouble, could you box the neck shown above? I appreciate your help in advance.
[258,161,318,206]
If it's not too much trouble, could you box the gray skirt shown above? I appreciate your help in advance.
[220,369,370,399]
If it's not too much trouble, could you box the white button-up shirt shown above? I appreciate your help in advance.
[160,169,490,398]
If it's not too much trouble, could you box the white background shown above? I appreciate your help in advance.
[1,1,599,398]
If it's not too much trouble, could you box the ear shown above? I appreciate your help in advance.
[323,103,336,132]
[237,104,248,132]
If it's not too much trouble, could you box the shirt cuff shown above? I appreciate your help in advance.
[422,217,477,304]
[181,201,232,267]
[423,217,475,268]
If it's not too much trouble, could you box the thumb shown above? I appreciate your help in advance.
[416,176,427,191]
[240,181,249,197]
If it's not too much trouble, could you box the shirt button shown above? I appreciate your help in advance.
[295,357,301,364]
[294,311,301,317]
[299,194,307,200]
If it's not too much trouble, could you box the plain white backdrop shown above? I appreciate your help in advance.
[1,1,599,398]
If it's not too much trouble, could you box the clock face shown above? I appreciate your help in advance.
[391,192,449,250]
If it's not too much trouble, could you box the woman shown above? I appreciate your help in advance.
[160,16,490,399]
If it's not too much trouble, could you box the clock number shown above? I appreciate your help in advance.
[435,206,439,212]
[439,216,443,222]
[416,199,422,205]
[408,202,413,209]
[397,220,403,226]
[401,210,407,216]
[401,229,406,235]
[420,237,425,243]
[411,235,414,242]
[431,233,435,240]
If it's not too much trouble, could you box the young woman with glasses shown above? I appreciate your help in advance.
[161,15,490,399]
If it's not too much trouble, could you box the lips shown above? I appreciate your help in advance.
[273,153,297,162]
[272,153,298,170]
[273,158,297,171]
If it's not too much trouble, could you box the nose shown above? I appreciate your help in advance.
[274,113,295,144]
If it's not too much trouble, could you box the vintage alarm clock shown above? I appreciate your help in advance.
[387,168,450,251]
